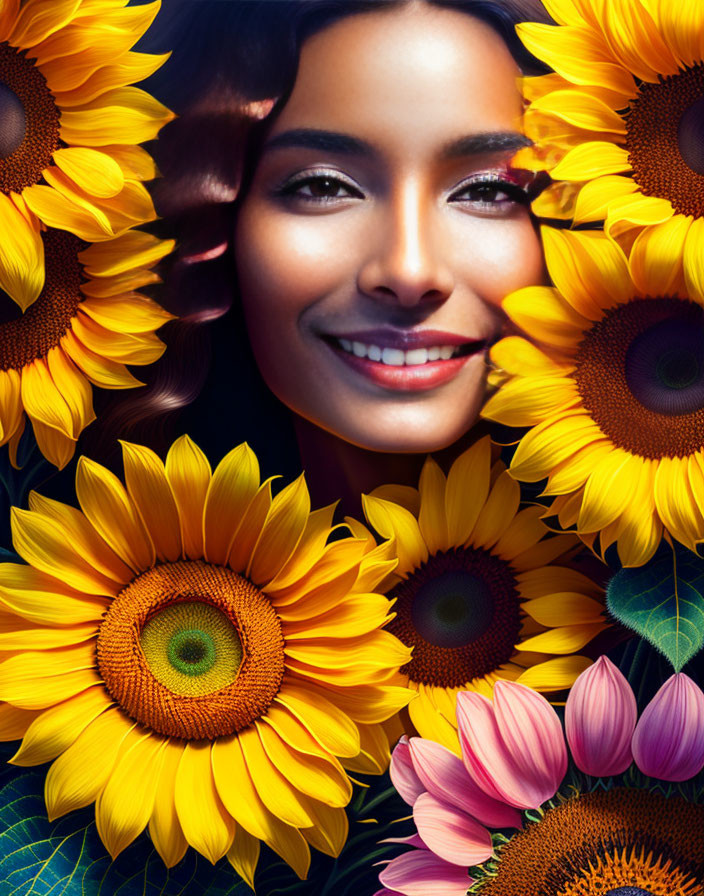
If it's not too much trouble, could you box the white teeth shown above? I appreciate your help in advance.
[382,347,406,366]
[405,348,428,365]
[336,338,468,366]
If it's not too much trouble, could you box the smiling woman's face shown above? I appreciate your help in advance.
[235,1,543,453]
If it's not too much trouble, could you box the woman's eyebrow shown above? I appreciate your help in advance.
[262,128,531,159]
[263,129,375,156]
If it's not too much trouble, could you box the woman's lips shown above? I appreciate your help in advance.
[325,333,487,391]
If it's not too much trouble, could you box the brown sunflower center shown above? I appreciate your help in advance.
[97,560,285,740]
[574,297,704,459]
[387,547,521,688]
[0,230,83,371]
[626,64,704,217]
[480,789,704,896]
[0,42,61,193]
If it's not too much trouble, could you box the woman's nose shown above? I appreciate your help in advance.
[356,182,455,308]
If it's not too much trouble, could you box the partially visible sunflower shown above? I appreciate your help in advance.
[0,0,173,310]
[517,0,704,299]
[483,226,704,567]
[0,437,412,884]
[0,229,174,469]
[359,436,606,753]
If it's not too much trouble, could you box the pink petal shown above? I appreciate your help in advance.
[374,890,405,896]
[632,673,704,782]
[565,655,636,777]
[383,833,427,849]
[413,792,494,866]
[456,686,564,810]
[391,735,426,805]
[379,849,474,896]
[408,737,522,830]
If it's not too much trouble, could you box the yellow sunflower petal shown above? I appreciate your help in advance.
[0,616,96,651]
[683,216,704,304]
[237,725,315,828]
[79,293,173,335]
[0,368,24,446]
[494,505,550,561]
[0,643,96,709]
[227,478,275,574]
[0,563,107,626]
[59,87,174,147]
[654,455,704,549]
[482,375,580,427]
[515,655,593,690]
[96,733,167,859]
[274,684,360,758]
[148,739,188,868]
[299,802,348,858]
[502,286,591,348]
[70,313,165,366]
[444,437,491,546]
[541,227,633,316]
[516,564,603,599]
[0,0,19,42]
[578,449,639,532]
[8,0,80,49]
[490,338,574,378]
[612,458,662,567]
[21,184,114,241]
[510,412,604,483]
[517,23,635,95]
[61,331,143,390]
[203,443,260,566]
[605,193,674,236]
[227,826,260,890]
[341,722,390,775]
[0,702,37,741]
[76,456,155,571]
[407,687,461,751]
[53,147,124,199]
[267,503,337,591]
[282,593,393,639]
[10,506,120,596]
[362,494,428,576]
[417,456,448,554]
[529,89,627,134]
[573,174,639,224]
[20,357,74,438]
[469,470,521,549]
[46,346,95,439]
[165,434,212,560]
[55,51,171,107]
[174,741,235,864]
[11,687,109,767]
[212,735,276,842]
[121,441,182,562]
[45,708,136,821]
[248,475,311,585]
[517,622,606,654]
[600,0,679,81]
[630,214,691,297]
[79,230,173,277]
[0,192,44,312]
[551,141,631,181]
[656,0,704,68]
[522,593,605,626]
[305,680,412,725]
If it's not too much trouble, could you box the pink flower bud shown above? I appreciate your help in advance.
[456,680,566,810]
[632,673,704,782]
[565,655,637,776]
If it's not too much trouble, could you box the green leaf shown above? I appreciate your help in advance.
[607,542,704,671]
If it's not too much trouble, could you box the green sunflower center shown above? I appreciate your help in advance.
[0,42,61,194]
[626,64,704,217]
[575,297,704,459]
[140,600,243,696]
[476,788,704,896]
[387,547,521,688]
[0,230,83,372]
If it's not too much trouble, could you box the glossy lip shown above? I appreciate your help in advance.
[325,336,487,392]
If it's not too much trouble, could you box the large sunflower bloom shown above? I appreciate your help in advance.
[482,226,704,567]
[0,437,412,884]
[0,229,174,469]
[0,0,173,310]
[360,436,605,753]
[517,0,704,300]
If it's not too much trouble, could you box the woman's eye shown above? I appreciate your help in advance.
[450,179,528,207]
[279,174,364,202]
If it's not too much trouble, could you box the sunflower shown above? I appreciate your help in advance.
[516,0,704,298]
[0,0,173,311]
[0,228,174,469]
[483,226,704,567]
[0,437,412,884]
[360,436,605,753]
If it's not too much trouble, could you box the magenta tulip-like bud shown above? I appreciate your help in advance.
[632,673,704,782]
[456,680,567,810]
[565,655,637,777]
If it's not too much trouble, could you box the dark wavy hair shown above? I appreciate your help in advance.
[85,0,551,472]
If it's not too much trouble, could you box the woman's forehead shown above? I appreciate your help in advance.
[268,3,525,151]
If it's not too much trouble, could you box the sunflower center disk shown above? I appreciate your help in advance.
[97,560,285,740]
[0,42,60,193]
[479,788,704,896]
[388,548,521,688]
[575,298,704,459]
[0,230,83,371]
[627,64,704,216]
